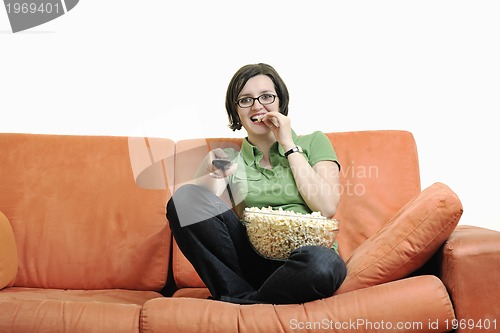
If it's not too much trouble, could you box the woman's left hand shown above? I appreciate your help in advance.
[261,111,294,149]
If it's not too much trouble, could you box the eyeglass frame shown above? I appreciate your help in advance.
[235,94,277,108]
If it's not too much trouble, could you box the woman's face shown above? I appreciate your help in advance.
[236,74,280,135]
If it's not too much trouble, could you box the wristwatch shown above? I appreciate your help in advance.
[284,146,303,158]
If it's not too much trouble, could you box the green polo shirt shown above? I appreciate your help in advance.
[225,130,340,219]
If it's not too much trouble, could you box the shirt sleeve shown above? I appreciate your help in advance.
[304,131,341,170]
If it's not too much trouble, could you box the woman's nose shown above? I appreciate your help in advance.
[251,98,263,110]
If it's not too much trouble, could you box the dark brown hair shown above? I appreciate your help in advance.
[225,63,290,131]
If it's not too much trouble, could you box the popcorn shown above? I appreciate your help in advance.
[242,207,339,260]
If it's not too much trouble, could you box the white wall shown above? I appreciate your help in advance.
[1,1,499,231]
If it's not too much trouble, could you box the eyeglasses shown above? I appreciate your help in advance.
[236,94,277,108]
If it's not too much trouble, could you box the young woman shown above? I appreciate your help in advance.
[167,63,346,304]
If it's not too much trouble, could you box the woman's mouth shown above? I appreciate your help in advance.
[250,114,265,123]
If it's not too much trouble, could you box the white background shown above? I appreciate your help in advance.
[1,1,499,231]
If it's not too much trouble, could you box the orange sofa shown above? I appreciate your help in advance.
[1,131,499,333]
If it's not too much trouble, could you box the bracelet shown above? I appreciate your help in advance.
[284,146,303,158]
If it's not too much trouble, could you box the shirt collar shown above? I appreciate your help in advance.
[241,130,299,165]
[240,139,259,166]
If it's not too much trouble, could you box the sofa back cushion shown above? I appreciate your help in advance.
[0,134,174,290]
[328,130,421,258]
[171,130,421,288]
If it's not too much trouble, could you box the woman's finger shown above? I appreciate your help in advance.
[262,115,280,128]
[211,148,227,159]
[270,117,279,127]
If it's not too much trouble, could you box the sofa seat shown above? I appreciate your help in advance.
[142,275,455,333]
[172,287,211,299]
[0,287,162,333]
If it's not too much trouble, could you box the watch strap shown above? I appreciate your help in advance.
[284,146,303,158]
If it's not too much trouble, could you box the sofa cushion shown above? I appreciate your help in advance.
[335,182,463,294]
[141,276,455,333]
[0,211,18,289]
[0,134,174,290]
[0,287,161,333]
[172,239,206,288]
[327,130,421,259]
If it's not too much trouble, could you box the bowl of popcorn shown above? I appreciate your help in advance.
[242,207,339,260]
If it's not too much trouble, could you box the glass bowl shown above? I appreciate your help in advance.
[242,208,339,260]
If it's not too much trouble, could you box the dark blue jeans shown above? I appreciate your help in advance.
[166,184,346,304]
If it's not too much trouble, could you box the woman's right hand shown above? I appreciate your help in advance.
[191,148,237,196]
[205,148,237,179]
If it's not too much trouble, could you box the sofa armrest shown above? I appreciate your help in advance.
[437,225,500,332]
[0,211,18,289]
